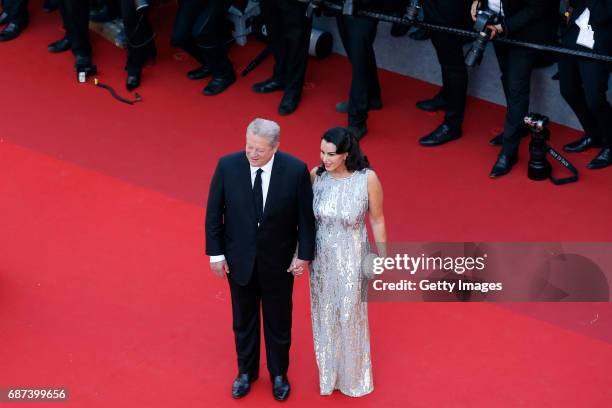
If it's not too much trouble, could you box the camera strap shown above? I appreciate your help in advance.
[547,145,579,185]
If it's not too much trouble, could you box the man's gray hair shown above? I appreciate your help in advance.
[247,118,280,145]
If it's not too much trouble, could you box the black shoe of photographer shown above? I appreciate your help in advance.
[587,148,612,170]
[563,135,602,153]
[0,22,26,41]
[75,55,97,77]
[48,36,71,53]
[278,92,300,116]
[253,78,284,93]
[203,73,236,96]
[416,96,447,112]
[231,373,258,399]
[489,126,530,146]
[489,151,518,178]
[0,12,8,25]
[348,124,368,140]
[187,65,211,80]
[419,124,462,147]
[335,99,382,113]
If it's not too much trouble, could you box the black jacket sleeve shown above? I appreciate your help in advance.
[296,163,316,261]
[205,158,226,256]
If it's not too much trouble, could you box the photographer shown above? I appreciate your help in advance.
[470,0,557,178]
[417,0,472,147]
[559,0,612,169]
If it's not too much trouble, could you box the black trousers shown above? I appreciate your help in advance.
[430,30,468,130]
[559,46,612,148]
[260,0,311,96]
[119,0,156,72]
[3,0,28,26]
[58,0,91,57]
[494,43,537,155]
[227,264,294,377]
[171,0,234,78]
[337,14,381,128]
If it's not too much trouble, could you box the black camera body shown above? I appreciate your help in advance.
[465,9,500,67]
[404,0,421,22]
[525,113,552,181]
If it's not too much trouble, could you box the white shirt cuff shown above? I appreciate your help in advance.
[210,255,226,263]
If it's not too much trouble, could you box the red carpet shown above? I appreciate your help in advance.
[0,3,610,407]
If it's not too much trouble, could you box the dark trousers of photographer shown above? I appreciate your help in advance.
[260,0,312,98]
[336,14,381,128]
[2,0,27,26]
[558,41,612,150]
[58,0,91,58]
[430,31,468,131]
[120,0,156,75]
[494,43,538,155]
[172,0,235,79]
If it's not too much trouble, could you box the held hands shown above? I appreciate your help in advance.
[211,260,230,278]
[287,258,309,277]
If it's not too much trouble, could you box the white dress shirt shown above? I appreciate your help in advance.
[488,0,504,16]
[210,154,275,263]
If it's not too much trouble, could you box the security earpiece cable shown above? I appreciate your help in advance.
[94,78,143,105]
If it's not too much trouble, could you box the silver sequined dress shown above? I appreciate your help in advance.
[310,169,373,397]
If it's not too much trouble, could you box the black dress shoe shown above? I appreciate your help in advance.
[563,135,602,153]
[203,73,236,96]
[419,124,462,147]
[187,65,211,80]
[587,148,612,169]
[75,55,97,77]
[348,124,368,140]
[278,93,300,116]
[48,36,71,53]
[272,375,290,401]
[0,12,8,25]
[489,126,530,146]
[252,78,284,93]
[416,96,447,112]
[231,373,258,399]
[489,151,518,178]
[335,99,382,113]
[126,72,141,91]
[0,22,25,42]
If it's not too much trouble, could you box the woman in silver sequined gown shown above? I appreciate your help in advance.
[308,127,387,397]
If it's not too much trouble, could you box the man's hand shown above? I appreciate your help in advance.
[211,260,230,278]
[471,1,479,22]
[287,259,309,277]
[487,24,503,39]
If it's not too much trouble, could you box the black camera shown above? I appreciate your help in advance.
[465,9,500,67]
[525,113,552,181]
[404,0,421,22]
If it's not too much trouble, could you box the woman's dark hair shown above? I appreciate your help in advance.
[316,127,370,176]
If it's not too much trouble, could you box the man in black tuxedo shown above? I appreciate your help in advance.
[418,0,472,147]
[472,0,557,178]
[559,0,612,169]
[205,118,316,401]
[252,0,312,116]
[0,0,27,41]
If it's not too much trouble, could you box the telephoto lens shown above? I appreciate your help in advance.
[465,9,499,67]
[525,114,552,181]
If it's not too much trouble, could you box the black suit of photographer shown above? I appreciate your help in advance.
[478,0,557,156]
[559,0,612,151]
[422,0,472,132]
[171,0,235,79]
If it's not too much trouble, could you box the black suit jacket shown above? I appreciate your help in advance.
[205,151,316,286]
[479,0,557,44]
[561,0,612,55]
